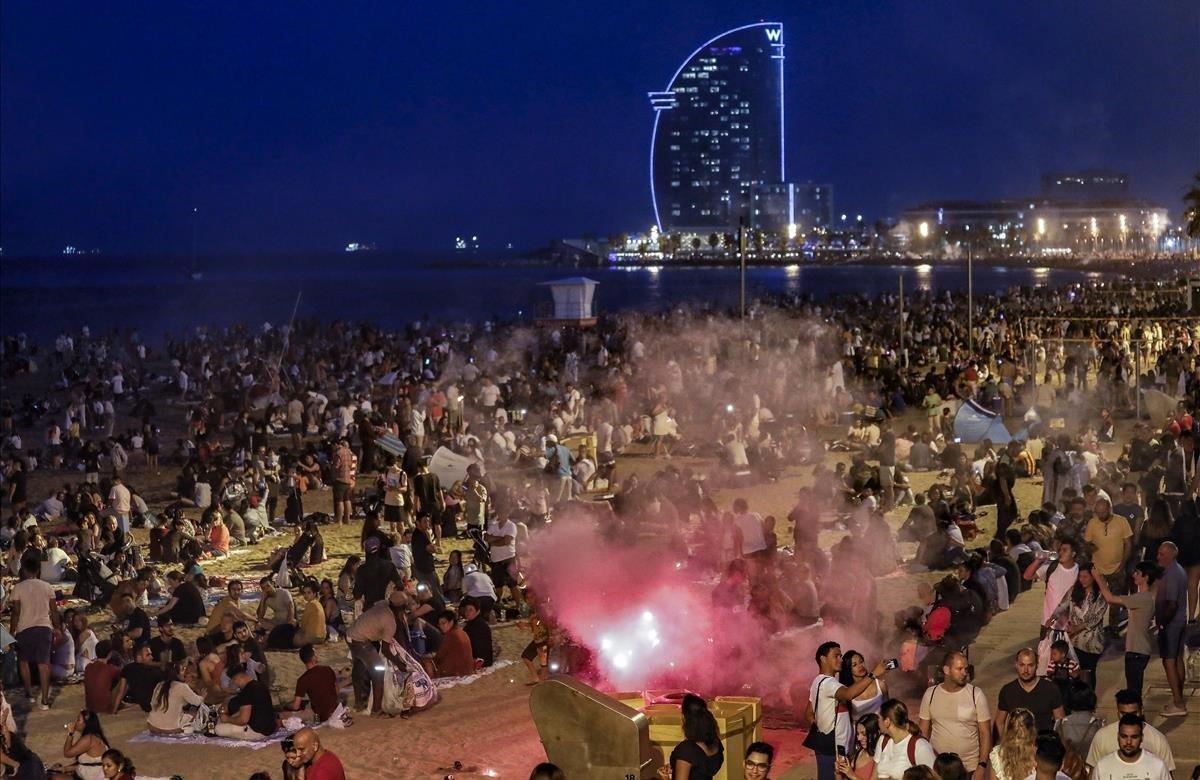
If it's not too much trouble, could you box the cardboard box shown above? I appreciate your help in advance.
[714,695,762,745]
[610,691,648,711]
[643,699,758,780]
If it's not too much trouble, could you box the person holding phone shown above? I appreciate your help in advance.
[804,642,891,780]
[837,714,882,780]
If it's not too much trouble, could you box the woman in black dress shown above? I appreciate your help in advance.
[668,694,724,780]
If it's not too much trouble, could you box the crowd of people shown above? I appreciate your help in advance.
[0,274,1196,778]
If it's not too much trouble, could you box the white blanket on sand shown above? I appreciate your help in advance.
[128,726,304,751]
[434,659,514,690]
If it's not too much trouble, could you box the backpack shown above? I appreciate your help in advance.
[880,734,931,767]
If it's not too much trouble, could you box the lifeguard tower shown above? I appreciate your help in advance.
[537,277,599,328]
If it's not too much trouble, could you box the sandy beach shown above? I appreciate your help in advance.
[11,397,1197,779]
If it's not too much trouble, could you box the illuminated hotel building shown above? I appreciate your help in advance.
[649,23,786,232]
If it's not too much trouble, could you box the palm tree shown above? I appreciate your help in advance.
[1185,172,1200,238]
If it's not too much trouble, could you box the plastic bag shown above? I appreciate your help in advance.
[277,555,291,589]
[380,640,437,714]
[1036,628,1077,677]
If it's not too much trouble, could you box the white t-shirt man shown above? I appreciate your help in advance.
[1035,560,1079,628]
[1091,749,1170,780]
[573,456,596,487]
[809,673,852,752]
[487,518,517,563]
[463,569,497,600]
[11,577,56,633]
[41,547,72,583]
[109,483,131,514]
[734,511,767,555]
[1086,723,1175,772]
[479,383,501,408]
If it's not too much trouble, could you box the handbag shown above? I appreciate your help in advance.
[802,677,838,755]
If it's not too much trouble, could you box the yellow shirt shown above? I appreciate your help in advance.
[299,598,326,643]
[1084,515,1132,575]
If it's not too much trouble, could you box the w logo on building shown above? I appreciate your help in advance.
[765,27,782,42]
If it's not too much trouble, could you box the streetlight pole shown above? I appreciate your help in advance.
[967,245,974,356]
[739,216,747,319]
[898,273,905,369]
[191,207,198,272]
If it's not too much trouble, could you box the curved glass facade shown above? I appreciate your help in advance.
[650,23,785,231]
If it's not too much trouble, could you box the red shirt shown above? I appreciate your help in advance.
[294,665,339,721]
[84,662,122,712]
[307,750,346,780]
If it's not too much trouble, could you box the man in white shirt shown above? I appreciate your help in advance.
[477,377,501,410]
[108,475,132,533]
[462,562,497,617]
[1085,690,1174,774]
[484,514,519,616]
[39,538,72,584]
[807,642,890,780]
[1023,538,1079,633]
[10,559,62,710]
[732,498,767,565]
[1091,715,1170,780]
[572,447,597,495]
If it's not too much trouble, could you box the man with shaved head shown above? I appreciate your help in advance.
[1154,541,1189,717]
[919,651,992,778]
[293,726,345,779]
[994,648,1064,735]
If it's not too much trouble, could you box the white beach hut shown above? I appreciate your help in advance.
[537,277,599,327]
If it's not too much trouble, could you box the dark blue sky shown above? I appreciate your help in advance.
[2,1,1197,255]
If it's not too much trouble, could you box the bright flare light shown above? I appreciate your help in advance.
[595,609,673,684]
[1036,217,1046,236]
[918,221,930,239]
[787,222,798,240]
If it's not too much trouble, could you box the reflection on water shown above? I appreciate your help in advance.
[1,261,1107,341]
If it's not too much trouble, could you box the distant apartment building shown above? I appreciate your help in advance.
[898,173,1169,257]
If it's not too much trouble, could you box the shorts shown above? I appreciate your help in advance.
[878,465,895,487]
[16,626,53,665]
[288,422,303,435]
[384,504,406,525]
[491,557,517,589]
[1102,571,1126,595]
[1158,622,1186,659]
[332,481,352,503]
[521,640,546,663]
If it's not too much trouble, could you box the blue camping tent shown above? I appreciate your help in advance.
[953,399,1024,444]
[376,434,407,458]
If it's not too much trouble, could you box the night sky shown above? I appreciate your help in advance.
[2,1,1197,255]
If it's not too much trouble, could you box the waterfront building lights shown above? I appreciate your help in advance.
[918,221,930,239]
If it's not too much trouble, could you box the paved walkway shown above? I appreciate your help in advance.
[777,576,1198,778]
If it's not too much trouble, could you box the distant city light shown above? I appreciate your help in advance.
[918,221,930,239]
[1036,217,1046,236]
[787,222,797,239]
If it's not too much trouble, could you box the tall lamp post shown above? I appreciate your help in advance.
[967,245,974,356]
[739,216,748,319]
